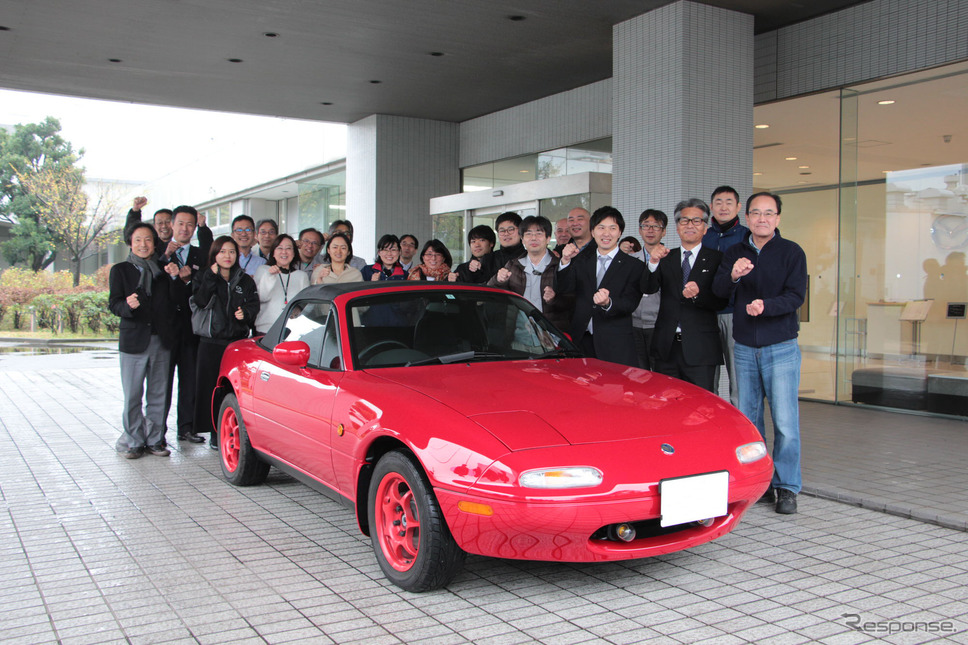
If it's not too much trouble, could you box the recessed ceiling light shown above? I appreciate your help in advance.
[429,51,445,57]
[508,15,527,21]
[753,172,763,176]
[797,181,807,184]
[520,170,529,173]
[108,58,122,63]
[319,102,333,106]
[784,157,797,161]
[263,32,279,38]
[882,170,891,174]
[227,58,243,63]
[754,124,770,129]
[0,25,11,31]
[877,99,895,105]
[369,80,381,84]
[798,165,809,169]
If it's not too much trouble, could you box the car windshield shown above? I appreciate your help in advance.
[348,289,581,368]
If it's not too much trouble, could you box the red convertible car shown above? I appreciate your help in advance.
[213,282,772,591]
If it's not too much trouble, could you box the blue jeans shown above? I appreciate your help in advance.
[734,339,801,494]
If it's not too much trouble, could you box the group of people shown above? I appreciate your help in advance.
[110,186,806,515]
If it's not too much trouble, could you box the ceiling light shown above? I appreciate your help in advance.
[877,99,895,105]
[227,58,243,63]
[784,157,797,161]
[319,102,333,106]
[108,58,122,63]
[429,51,445,57]
[508,15,527,21]
[520,170,529,173]
[263,32,279,38]
[369,80,381,84]
[0,26,12,31]
[798,165,809,169]
[754,124,770,129]
[753,172,763,176]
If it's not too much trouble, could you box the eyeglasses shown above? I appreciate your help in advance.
[676,217,706,227]
[497,227,518,235]
[639,223,665,231]
[748,210,778,219]
[233,227,254,234]
[424,252,443,258]
[522,231,545,238]
[300,239,322,247]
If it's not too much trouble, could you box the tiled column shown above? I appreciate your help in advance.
[613,1,753,238]
[347,115,459,258]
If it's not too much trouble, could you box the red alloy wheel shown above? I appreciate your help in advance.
[219,405,241,473]
[374,473,421,572]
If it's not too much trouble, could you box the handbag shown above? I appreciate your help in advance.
[190,294,217,338]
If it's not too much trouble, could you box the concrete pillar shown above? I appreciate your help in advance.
[612,1,753,240]
[347,115,459,260]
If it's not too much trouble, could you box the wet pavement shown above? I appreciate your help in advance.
[1,345,966,644]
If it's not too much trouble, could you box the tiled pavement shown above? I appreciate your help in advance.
[1,347,967,644]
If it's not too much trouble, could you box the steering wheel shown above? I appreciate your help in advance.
[359,340,411,364]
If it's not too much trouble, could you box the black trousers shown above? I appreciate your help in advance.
[652,337,717,392]
[164,333,198,436]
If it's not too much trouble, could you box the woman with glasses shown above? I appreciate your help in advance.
[362,234,408,281]
[407,239,452,281]
[312,232,363,284]
[254,234,309,333]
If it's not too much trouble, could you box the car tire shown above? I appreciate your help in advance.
[218,393,269,487]
[367,450,465,592]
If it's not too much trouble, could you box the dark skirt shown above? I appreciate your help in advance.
[193,337,233,435]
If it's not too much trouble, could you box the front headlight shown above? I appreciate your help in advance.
[735,441,768,464]
[519,467,603,489]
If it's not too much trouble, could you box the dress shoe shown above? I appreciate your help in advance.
[209,441,219,451]
[145,444,171,457]
[179,432,205,444]
[775,488,798,514]
[758,486,776,504]
[120,448,143,459]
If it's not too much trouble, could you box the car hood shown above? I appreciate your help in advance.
[371,358,746,449]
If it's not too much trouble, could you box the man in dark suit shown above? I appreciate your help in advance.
[160,205,210,444]
[557,206,644,367]
[124,196,212,262]
[642,198,727,392]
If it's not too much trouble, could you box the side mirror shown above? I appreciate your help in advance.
[273,341,311,367]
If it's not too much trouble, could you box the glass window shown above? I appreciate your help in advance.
[279,301,341,370]
[753,60,968,416]
[462,138,612,192]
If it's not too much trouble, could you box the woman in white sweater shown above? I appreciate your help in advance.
[253,234,309,333]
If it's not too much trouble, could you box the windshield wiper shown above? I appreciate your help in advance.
[528,347,584,360]
[406,351,507,367]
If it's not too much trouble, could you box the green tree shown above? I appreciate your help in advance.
[0,117,82,270]
[16,166,119,287]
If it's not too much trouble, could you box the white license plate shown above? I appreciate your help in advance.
[659,471,728,527]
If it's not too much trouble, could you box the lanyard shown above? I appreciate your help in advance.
[278,272,291,304]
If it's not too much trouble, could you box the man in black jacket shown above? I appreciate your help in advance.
[642,199,727,392]
[557,206,643,366]
[159,205,209,444]
[713,192,807,514]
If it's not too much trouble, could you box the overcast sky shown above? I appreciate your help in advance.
[0,88,347,197]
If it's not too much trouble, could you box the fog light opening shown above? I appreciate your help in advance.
[697,518,714,527]
[608,523,636,542]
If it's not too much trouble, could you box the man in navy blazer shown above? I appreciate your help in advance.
[642,199,727,392]
[557,206,644,367]
[159,205,210,444]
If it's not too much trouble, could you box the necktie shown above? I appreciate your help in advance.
[597,255,609,287]
[178,246,188,267]
[682,250,692,288]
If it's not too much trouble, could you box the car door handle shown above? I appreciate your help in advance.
[260,371,270,382]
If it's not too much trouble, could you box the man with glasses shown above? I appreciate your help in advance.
[231,215,266,276]
[629,209,668,370]
[399,234,419,273]
[493,212,525,267]
[714,192,807,515]
[254,219,279,259]
[702,186,750,406]
[296,228,325,275]
[642,199,726,391]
